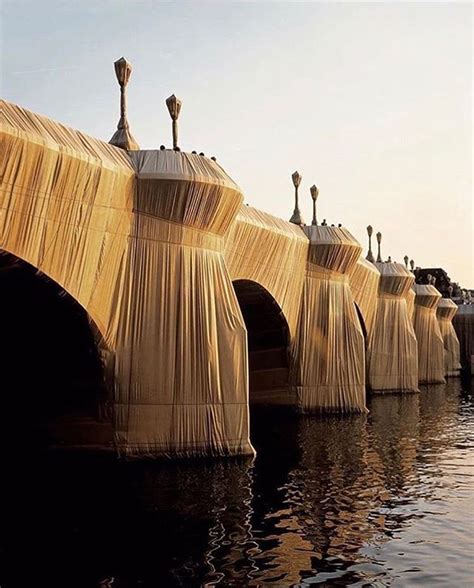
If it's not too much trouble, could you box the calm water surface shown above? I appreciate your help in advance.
[1,379,473,587]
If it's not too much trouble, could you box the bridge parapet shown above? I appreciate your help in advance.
[305,225,362,275]
[376,261,415,297]
[129,149,243,236]
[437,298,458,321]
[414,284,442,309]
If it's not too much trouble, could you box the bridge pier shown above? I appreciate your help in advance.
[111,150,255,458]
[367,263,419,393]
[413,284,446,384]
[291,226,366,413]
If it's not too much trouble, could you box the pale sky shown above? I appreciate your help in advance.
[1,1,472,286]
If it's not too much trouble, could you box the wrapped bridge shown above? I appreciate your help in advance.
[0,99,461,458]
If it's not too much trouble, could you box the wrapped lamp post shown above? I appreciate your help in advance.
[109,57,139,150]
[310,185,319,226]
[289,171,305,226]
[366,225,375,263]
[376,231,382,263]
[166,94,182,151]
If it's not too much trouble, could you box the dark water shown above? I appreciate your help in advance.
[1,379,473,587]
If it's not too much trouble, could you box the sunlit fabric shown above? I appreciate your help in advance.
[367,262,418,393]
[3,98,446,455]
[413,284,445,384]
[0,100,254,458]
[0,100,135,346]
[406,287,416,322]
[114,150,254,457]
[224,205,308,339]
[348,256,380,337]
[436,299,461,376]
[292,226,366,413]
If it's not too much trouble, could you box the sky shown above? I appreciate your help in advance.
[1,1,472,286]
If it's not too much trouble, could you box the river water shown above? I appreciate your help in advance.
[1,378,473,587]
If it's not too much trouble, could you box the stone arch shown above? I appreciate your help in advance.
[0,249,113,450]
[232,279,293,406]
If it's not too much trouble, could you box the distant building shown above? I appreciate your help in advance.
[414,267,474,304]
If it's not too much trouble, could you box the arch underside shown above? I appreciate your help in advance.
[232,280,294,407]
[0,250,113,451]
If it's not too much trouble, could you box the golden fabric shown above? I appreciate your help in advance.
[413,284,445,384]
[292,226,366,413]
[224,205,308,339]
[0,99,135,345]
[0,100,254,458]
[348,256,380,336]
[367,263,418,393]
[406,288,415,322]
[436,299,461,376]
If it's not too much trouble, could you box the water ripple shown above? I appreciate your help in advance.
[0,379,473,587]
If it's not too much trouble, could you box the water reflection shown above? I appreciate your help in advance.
[0,379,472,587]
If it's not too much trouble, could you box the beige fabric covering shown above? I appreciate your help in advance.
[436,299,461,376]
[348,256,380,337]
[413,284,445,384]
[5,98,455,455]
[292,226,366,413]
[0,100,135,344]
[406,287,416,322]
[367,262,418,393]
[224,205,308,339]
[0,100,254,458]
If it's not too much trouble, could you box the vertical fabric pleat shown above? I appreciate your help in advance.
[292,227,366,413]
[367,263,418,393]
[436,299,461,376]
[112,151,254,457]
[224,206,308,340]
[413,285,445,384]
[348,256,380,336]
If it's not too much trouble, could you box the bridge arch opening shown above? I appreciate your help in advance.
[232,280,291,407]
[0,251,112,452]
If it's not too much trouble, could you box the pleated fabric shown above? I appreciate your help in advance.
[436,299,461,376]
[292,226,366,413]
[224,205,308,339]
[406,288,416,322]
[413,284,445,384]
[0,101,255,458]
[0,100,135,348]
[367,263,418,393]
[114,150,254,457]
[348,256,380,336]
